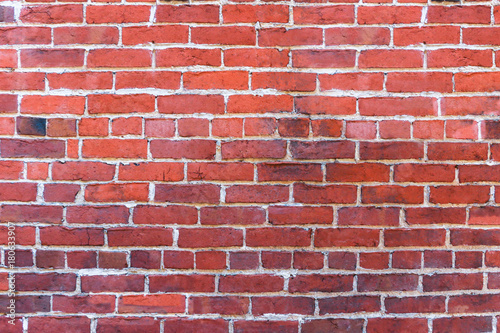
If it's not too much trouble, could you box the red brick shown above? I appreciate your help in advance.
[312,119,343,137]
[156,5,219,23]
[424,250,452,268]
[21,49,84,68]
[452,229,500,246]
[430,185,490,204]
[291,141,355,159]
[423,273,482,292]
[82,139,148,158]
[192,26,256,45]
[360,97,436,116]
[107,227,172,247]
[387,72,452,93]
[315,228,379,247]
[99,251,127,269]
[157,48,221,67]
[40,227,104,246]
[302,319,363,333]
[134,205,197,225]
[442,97,500,116]
[122,26,188,45]
[362,185,423,204]
[293,50,356,68]
[0,27,51,45]
[196,251,226,270]
[44,183,80,202]
[118,295,185,314]
[327,163,390,182]
[21,96,85,115]
[293,184,356,204]
[469,207,500,225]
[268,206,332,224]
[54,26,118,45]
[230,251,259,270]
[212,118,243,137]
[289,274,352,293]
[394,26,461,46]
[17,273,76,292]
[21,4,83,24]
[428,49,492,68]
[359,50,423,68]
[81,275,144,292]
[201,207,265,225]
[262,251,292,269]
[346,121,376,139]
[338,207,399,226]
[385,296,445,313]
[225,48,289,67]
[427,5,490,24]
[392,251,421,269]
[164,319,227,333]
[0,205,62,223]
[360,252,389,270]
[258,163,322,181]
[247,227,311,247]
[163,251,193,269]
[295,96,356,115]
[294,5,354,24]
[245,118,277,136]
[220,274,284,292]
[253,297,314,315]
[367,318,427,333]
[259,28,322,46]
[223,4,289,23]
[85,183,149,202]
[53,295,115,314]
[28,317,89,333]
[358,6,421,24]
[0,183,37,202]
[97,318,159,333]
[253,72,316,91]
[158,95,224,114]
[464,27,500,45]
[385,229,446,247]
[149,274,215,292]
[0,73,45,91]
[178,228,243,248]
[433,317,492,333]
[87,49,152,68]
[184,71,248,90]
[320,72,384,91]
[326,27,390,45]
[155,184,220,204]
[189,296,249,315]
[177,118,208,137]
[319,296,380,314]
[86,5,150,23]
[394,163,455,182]
[406,208,466,225]
[188,162,253,181]
[455,251,483,269]
[449,294,500,313]
[428,142,488,161]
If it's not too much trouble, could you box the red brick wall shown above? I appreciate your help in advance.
[1,0,500,332]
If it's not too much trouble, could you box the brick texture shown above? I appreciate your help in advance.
[1,0,499,332]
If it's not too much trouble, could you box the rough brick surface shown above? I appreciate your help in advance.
[1,0,499,331]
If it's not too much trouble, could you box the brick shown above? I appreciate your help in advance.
[319,73,384,91]
[385,296,445,313]
[122,26,188,45]
[360,142,424,160]
[359,97,436,116]
[424,250,453,268]
[188,162,253,181]
[178,228,243,248]
[99,251,127,269]
[21,5,83,24]
[201,207,265,225]
[346,121,376,139]
[319,296,380,314]
[392,251,421,269]
[312,119,343,137]
[192,26,256,45]
[40,227,104,246]
[449,294,500,313]
[115,72,180,90]
[0,27,51,45]
[97,318,159,333]
[253,297,315,315]
[293,50,356,68]
[156,184,220,204]
[247,227,311,247]
[387,72,453,92]
[21,96,85,115]
[406,208,466,225]
[358,6,421,24]
[157,48,221,67]
[433,317,492,333]
[338,207,399,226]
[223,4,289,23]
[326,27,390,45]
[17,273,76,292]
[315,228,379,247]
[156,5,219,23]
[118,295,185,314]
[245,118,277,136]
[442,97,500,116]
[21,49,84,68]
[108,227,172,247]
[44,184,79,202]
[164,319,227,333]
[87,49,152,68]
[81,275,144,292]
[158,95,224,114]
[294,251,324,270]
[429,185,490,204]
[259,28,322,46]
[469,207,500,225]
[262,251,292,269]
[0,183,37,202]
[132,250,161,269]
[385,229,446,247]
[394,26,461,46]
[258,163,322,181]
[302,319,363,333]
[428,49,492,68]
[290,141,355,159]
[47,118,77,137]
[394,163,455,182]
[294,5,354,24]
[253,72,316,91]
[53,295,115,314]
[427,5,490,24]
[428,142,488,161]
[196,251,226,270]
[423,273,482,291]
[0,205,62,223]
[85,183,149,202]
[0,73,45,91]
[54,27,119,45]
[86,5,150,23]
[225,48,289,67]
[367,318,427,333]
[327,163,390,182]
[289,274,353,293]
[220,274,284,292]
[456,251,483,269]
[28,317,89,333]
[82,139,148,158]
[293,184,356,204]
[359,50,423,68]
[295,96,356,115]
[269,206,333,224]
[88,94,154,114]
[149,274,215,292]
[189,296,249,315]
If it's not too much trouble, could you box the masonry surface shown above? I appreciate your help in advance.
[0,0,500,332]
